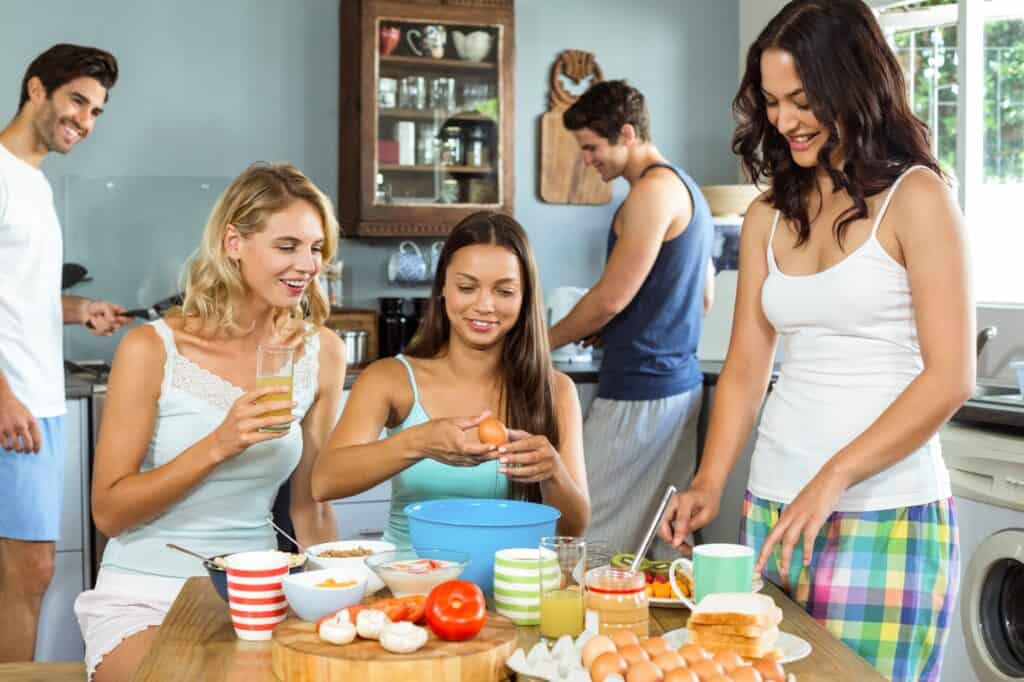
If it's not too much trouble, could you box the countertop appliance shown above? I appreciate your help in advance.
[546,286,592,363]
[940,423,1024,682]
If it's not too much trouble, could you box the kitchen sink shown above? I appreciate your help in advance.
[954,382,1024,430]
[971,384,1022,402]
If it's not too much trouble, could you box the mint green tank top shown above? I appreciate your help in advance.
[383,355,508,548]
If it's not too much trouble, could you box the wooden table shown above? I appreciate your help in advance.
[132,577,884,682]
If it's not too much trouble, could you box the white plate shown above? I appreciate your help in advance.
[649,574,765,609]
[663,627,812,664]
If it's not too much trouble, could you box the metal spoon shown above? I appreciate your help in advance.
[166,543,214,564]
[630,485,678,573]
[265,516,307,556]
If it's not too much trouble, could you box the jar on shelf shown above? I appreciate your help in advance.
[439,125,463,166]
[378,77,397,109]
[466,126,488,167]
[585,566,649,638]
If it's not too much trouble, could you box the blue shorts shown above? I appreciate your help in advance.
[0,416,65,542]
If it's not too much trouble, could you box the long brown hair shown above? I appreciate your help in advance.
[733,0,947,247]
[405,212,557,503]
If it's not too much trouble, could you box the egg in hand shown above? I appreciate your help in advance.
[478,417,508,446]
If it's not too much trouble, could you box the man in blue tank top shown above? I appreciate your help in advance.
[549,80,714,558]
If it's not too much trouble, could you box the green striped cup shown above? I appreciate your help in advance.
[493,548,560,625]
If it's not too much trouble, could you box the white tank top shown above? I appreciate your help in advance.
[749,167,951,511]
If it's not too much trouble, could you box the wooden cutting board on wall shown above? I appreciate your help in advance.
[540,50,612,205]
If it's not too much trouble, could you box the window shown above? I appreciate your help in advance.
[879,0,1024,304]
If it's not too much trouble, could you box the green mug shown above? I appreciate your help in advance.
[669,543,755,608]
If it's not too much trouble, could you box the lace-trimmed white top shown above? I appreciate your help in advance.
[101,319,320,578]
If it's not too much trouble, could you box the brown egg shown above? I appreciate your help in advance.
[591,651,628,682]
[713,651,746,673]
[678,643,712,665]
[688,658,726,681]
[752,658,786,682]
[477,417,508,446]
[611,630,642,648]
[620,643,652,665]
[626,659,666,682]
[653,650,687,671]
[664,669,701,682]
[706,677,734,682]
[641,636,669,657]
[583,635,618,670]
[729,667,765,682]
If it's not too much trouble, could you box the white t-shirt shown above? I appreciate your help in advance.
[0,142,65,417]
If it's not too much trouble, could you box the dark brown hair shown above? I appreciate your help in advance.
[405,212,557,503]
[19,44,118,110]
[733,0,946,247]
[563,79,651,144]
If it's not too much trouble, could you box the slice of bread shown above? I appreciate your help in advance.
[692,638,783,660]
[686,622,772,638]
[689,625,779,647]
[687,592,782,627]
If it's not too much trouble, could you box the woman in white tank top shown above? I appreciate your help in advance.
[77,163,345,682]
[659,2,973,681]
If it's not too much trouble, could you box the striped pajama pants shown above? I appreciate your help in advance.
[582,385,702,561]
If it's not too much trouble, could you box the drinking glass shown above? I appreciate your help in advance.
[539,536,585,639]
[256,345,294,432]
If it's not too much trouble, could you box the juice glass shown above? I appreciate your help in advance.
[539,536,585,639]
[256,345,294,432]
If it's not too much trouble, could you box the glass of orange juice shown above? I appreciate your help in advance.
[256,345,294,432]
[539,536,586,640]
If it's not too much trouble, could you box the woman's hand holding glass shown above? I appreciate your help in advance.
[208,385,297,462]
[414,413,496,467]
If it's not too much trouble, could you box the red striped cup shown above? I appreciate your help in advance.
[225,551,290,640]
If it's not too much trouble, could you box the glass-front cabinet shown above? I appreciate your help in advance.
[339,0,514,237]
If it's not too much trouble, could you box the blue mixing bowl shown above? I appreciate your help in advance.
[405,499,560,596]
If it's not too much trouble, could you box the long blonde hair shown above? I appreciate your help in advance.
[177,162,339,337]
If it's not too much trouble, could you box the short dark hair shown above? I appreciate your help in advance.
[563,80,651,144]
[19,44,118,111]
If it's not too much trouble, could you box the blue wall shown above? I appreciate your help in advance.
[1,0,739,331]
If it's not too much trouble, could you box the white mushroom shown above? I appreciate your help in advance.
[355,608,390,640]
[379,620,429,654]
[317,611,356,645]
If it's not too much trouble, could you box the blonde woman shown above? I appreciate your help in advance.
[74,162,344,682]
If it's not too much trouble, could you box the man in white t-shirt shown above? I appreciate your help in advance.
[0,44,128,662]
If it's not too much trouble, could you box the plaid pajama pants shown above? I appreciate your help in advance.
[740,491,959,682]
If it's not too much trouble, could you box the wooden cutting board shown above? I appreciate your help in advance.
[540,50,612,205]
[270,613,518,681]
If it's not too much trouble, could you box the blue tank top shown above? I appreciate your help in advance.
[598,163,713,400]
[382,355,508,548]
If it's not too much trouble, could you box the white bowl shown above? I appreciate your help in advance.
[281,568,366,622]
[305,540,396,594]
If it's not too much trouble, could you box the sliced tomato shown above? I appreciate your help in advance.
[398,594,427,623]
[371,598,408,622]
[424,580,486,641]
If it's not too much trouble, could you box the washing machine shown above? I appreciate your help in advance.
[941,423,1024,682]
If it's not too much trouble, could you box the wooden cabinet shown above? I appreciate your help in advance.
[339,0,515,237]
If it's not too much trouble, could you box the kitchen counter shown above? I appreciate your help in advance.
[127,576,883,681]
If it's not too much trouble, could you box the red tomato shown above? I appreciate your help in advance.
[424,580,486,641]
[399,594,427,623]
